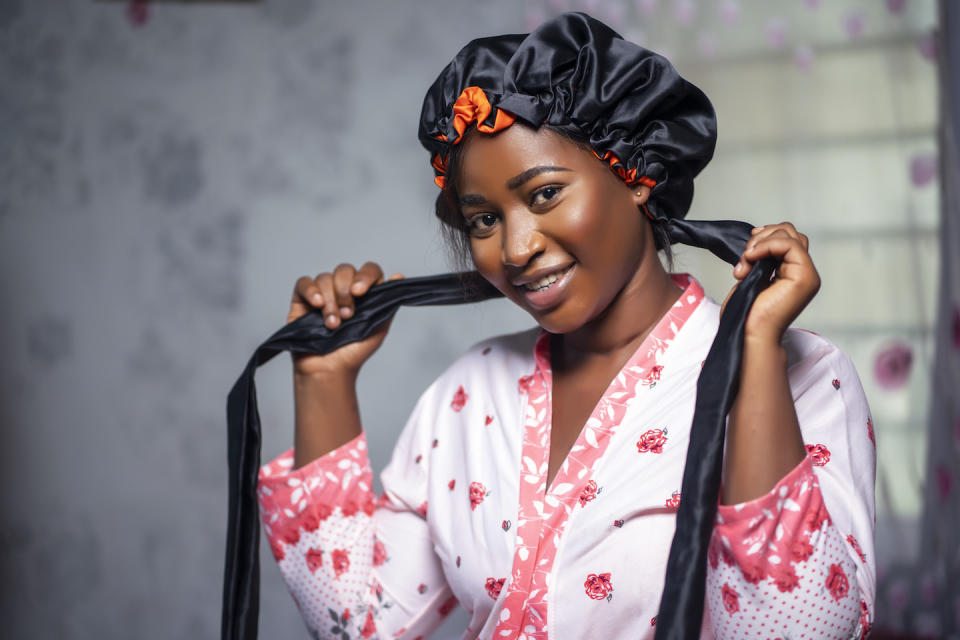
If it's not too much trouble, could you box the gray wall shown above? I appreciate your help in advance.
[0,1,532,637]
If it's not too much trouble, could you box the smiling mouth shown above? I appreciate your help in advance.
[519,264,574,292]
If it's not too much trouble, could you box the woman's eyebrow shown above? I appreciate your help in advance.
[459,194,488,206]
[506,165,572,190]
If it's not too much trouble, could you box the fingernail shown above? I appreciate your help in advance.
[312,293,323,304]
[351,283,364,294]
[326,314,338,326]
[340,307,353,318]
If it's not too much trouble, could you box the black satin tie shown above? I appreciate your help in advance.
[222,220,776,640]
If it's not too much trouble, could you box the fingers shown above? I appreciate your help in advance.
[735,223,810,279]
[289,262,396,328]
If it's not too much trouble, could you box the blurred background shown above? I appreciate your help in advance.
[0,0,955,638]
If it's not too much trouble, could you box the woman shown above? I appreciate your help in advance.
[256,12,875,639]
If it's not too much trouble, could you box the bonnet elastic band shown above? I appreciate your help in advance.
[222,12,778,639]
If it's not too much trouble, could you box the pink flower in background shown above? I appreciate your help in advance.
[936,464,952,503]
[873,341,913,390]
[887,579,909,610]
[885,0,907,15]
[794,44,815,72]
[910,152,938,186]
[952,305,960,349]
[718,0,740,25]
[673,0,697,27]
[843,9,866,40]
[127,0,150,26]
[765,18,789,50]
[698,33,717,59]
[918,29,938,62]
[635,0,660,17]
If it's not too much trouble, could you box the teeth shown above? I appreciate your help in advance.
[523,267,569,292]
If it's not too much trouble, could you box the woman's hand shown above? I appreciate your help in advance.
[725,222,821,346]
[289,262,403,377]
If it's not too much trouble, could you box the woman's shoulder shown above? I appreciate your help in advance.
[781,328,864,398]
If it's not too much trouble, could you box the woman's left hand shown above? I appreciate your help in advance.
[724,222,821,345]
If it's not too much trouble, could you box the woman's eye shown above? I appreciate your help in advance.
[468,213,499,234]
[531,185,562,206]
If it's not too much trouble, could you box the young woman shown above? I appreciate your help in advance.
[256,12,875,639]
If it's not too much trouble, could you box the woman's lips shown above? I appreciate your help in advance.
[518,264,575,309]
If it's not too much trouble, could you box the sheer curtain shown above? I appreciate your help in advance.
[521,0,944,635]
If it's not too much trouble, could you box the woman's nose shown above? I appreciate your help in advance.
[501,211,545,268]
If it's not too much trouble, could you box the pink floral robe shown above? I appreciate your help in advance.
[257,275,876,639]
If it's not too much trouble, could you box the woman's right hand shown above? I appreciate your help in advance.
[289,262,403,378]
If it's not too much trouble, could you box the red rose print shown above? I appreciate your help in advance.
[448,479,456,490]
[269,538,285,561]
[485,415,494,425]
[579,480,598,506]
[501,520,511,531]
[301,511,320,532]
[642,365,663,386]
[846,534,867,563]
[282,526,300,546]
[432,438,439,448]
[316,502,332,521]
[826,563,850,600]
[721,583,739,613]
[773,567,799,592]
[362,498,376,516]
[518,375,534,394]
[637,428,668,454]
[858,599,870,636]
[372,580,383,600]
[482,346,492,355]
[305,548,323,573]
[584,572,614,600]
[372,539,387,566]
[417,583,427,594]
[485,577,505,600]
[415,454,423,464]
[613,519,624,528]
[805,506,830,531]
[456,555,461,567]
[791,539,814,562]
[741,562,766,585]
[342,500,359,517]
[469,481,487,511]
[866,417,875,446]
[832,378,841,390]
[331,548,350,579]
[650,616,657,626]
[805,443,831,466]
[665,491,680,510]
[361,608,376,638]
[438,595,458,616]
[451,386,468,412]
[417,501,428,517]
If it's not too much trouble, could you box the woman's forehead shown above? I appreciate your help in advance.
[458,126,595,185]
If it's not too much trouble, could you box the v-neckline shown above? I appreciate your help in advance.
[491,273,706,640]
[534,273,701,500]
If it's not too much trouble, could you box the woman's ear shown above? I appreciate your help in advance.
[632,185,651,207]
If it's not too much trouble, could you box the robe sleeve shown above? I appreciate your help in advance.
[704,333,876,639]
[257,388,457,640]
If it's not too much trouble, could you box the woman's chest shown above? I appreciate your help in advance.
[421,362,701,636]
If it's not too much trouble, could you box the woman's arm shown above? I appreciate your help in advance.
[720,222,819,504]
[287,262,401,468]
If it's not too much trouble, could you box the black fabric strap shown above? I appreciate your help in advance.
[222,221,775,640]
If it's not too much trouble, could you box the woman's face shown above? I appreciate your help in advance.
[456,125,656,334]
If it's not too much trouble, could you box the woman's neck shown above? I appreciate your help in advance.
[554,259,682,370]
